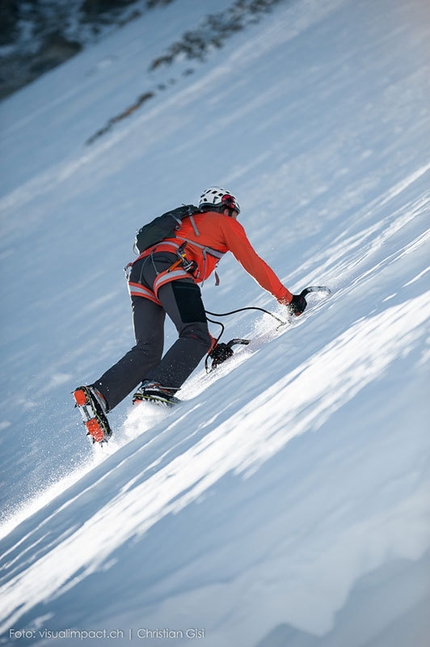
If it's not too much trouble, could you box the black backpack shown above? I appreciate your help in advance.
[134,204,201,254]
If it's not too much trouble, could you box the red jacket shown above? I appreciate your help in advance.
[144,211,293,304]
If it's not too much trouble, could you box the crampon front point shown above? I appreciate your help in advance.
[73,386,112,444]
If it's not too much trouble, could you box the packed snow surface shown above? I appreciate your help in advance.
[0,0,429,645]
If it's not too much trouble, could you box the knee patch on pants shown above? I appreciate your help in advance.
[171,280,207,324]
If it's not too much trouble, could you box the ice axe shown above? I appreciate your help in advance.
[288,285,332,316]
[206,338,250,371]
[205,285,331,370]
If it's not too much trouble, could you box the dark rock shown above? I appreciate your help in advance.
[81,0,137,19]
[30,33,82,75]
[0,0,19,46]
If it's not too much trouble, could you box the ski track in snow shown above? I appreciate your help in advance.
[1,0,430,645]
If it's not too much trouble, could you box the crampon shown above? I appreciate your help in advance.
[73,386,112,444]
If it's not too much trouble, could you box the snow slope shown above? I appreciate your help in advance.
[1,0,429,645]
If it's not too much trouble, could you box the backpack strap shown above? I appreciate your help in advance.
[175,237,224,259]
[189,215,200,237]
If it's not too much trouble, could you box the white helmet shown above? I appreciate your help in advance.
[198,186,241,214]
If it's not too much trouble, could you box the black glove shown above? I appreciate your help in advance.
[208,342,234,368]
[288,293,307,316]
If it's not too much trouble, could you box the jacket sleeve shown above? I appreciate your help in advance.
[221,218,293,303]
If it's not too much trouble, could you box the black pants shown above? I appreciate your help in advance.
[93,253,212,411]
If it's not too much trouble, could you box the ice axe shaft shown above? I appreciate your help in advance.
[227,338,250,348]
[300,285,331,297]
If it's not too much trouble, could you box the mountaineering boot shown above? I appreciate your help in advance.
[132,380,181,407]
[73,385,112,443]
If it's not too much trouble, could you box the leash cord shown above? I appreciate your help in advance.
[205,306,287,328]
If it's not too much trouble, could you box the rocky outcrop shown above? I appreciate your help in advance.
[0,0,152,100]
[0,0,286,112]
